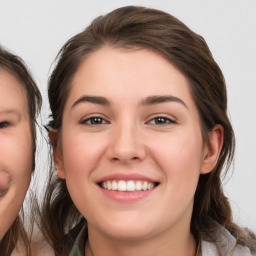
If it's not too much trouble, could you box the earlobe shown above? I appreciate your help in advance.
[49,128,66,179]
[200,124,224,174]
[56,168,66,179]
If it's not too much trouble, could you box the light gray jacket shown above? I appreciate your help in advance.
[201,225,253,256]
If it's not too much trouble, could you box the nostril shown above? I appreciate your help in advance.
[111,156,140,162]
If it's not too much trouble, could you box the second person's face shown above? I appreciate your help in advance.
[0,69,33,239]
[55,47,211,241]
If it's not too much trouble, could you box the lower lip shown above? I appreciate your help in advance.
[98,186,156,202]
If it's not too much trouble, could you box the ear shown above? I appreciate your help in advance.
[200,124,224,174]
[49,128,66,179]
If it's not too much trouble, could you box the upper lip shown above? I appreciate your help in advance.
[96,173,159,184]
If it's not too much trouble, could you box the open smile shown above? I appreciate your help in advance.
[96,174,160,201]
[100,180,159,192]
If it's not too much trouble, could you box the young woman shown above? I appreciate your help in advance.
[40,6,256,256]
[0,47,41,256]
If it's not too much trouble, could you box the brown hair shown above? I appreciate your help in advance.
[41,6,255,254]
[0,46,42,256]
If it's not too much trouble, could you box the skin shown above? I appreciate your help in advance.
[0,69,33,240]
[52,47,223,256]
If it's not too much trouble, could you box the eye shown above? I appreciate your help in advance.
[81,117,108,125]
[148,117,175,125]
[0,121,10,129]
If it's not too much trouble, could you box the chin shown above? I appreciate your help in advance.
[95,214,158,241]
[106,226,154,241]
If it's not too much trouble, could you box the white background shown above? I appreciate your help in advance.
[0,0,255,231]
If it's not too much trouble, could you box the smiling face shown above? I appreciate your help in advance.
[0,69,33,240]
[53,47,222,242]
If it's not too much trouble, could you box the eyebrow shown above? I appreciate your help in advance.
[71,94,188,109]
[72,95,110,109]
[140,95,188,109]
[0,109,21,118]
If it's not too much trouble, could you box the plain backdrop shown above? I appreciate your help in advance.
[0,0,255,231]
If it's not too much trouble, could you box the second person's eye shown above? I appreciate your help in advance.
[0,121,10,129]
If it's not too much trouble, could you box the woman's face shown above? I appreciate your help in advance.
[0,69,33,239]
[55,47,220,241]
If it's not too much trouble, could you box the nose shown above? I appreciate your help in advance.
[107,122,146,164]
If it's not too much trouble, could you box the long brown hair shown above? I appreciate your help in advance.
[41,6,255,254]
[0,46,42,256]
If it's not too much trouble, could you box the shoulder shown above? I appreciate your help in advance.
[201,224,253,256]
[201,240,252,256]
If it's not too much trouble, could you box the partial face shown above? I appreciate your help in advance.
[0,69,33,239]
[55,47,218,241]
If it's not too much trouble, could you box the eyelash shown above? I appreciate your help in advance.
[80,117,108,125]
[80,116,176,126]
[0,121,10,129]
[147,116,176,125]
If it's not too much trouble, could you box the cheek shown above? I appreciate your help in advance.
[61,130,106,177]
[0,171,9,194]
[60,131,102,217]
[0,129,33,238]
[14,132,33,177]
[0,131,33,182]
[150,129,203,192]
[8,135,33,199]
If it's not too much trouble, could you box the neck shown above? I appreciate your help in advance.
[85,224,197,256]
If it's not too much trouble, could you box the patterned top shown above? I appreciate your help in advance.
[64,220,87,256]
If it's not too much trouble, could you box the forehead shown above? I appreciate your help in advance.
[0,69,28,112]
[68,47,192,102]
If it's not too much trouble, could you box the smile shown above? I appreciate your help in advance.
[0,170,10,197]
[100,180,159,192]
[0,188,8,197]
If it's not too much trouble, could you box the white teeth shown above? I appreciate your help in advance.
[112,180,118,190]
[107,181,112,190]
[117,180,126,191]
[142,181,148,191]
[103,181,107,189]
[101,180,156,192]
[127,181,135,191]
[148,183,154,190]
[135,181,142,191]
